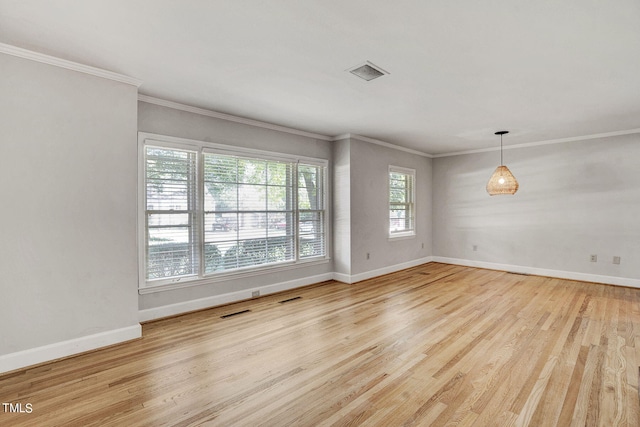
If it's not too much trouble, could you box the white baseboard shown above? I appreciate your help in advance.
[0,324,141,375]
[334,257,434,284]
[138,272,335,322]
[6,257,637,375]
[432,257,640,288]
[332,272,352,283]
[133,255,640,330]
[140,258,435,321]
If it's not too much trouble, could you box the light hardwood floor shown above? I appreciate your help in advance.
[1,262,639,426]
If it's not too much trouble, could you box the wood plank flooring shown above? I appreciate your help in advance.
[1,262,640,426]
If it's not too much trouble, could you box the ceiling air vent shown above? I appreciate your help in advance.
[348,61,389,81]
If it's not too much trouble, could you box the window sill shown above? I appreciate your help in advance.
[388,232,416,241]
[139,257,330,294]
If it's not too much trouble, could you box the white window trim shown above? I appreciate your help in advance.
[138,132,330,292]
[388,165,416,240]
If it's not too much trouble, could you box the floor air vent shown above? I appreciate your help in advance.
[221,309,251,318]
[279,296,302,304]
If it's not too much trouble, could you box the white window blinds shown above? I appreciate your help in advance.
[141,139,328,288]
[389,166,415,236]
[145,147,198,280]
[203,154,296,272]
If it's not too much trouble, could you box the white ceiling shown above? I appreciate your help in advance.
[1,0,639,154]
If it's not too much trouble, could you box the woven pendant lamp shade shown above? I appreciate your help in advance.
[486,130,519,196]
[486,165,519,195]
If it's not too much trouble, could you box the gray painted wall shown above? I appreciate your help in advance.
[350,138,432,275]
[5,47,636,369]
[0,54,139,355]
[138,102,330,160]
[332,138,351,276]
[432,134,640,280]
[332,137,433,278]
[138,101,335,311]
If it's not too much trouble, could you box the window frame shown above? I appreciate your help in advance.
[138,133,330,293]
[388,165,416,239]
[144,144,200,282]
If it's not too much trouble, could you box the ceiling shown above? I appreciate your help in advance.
[1,0,639,154]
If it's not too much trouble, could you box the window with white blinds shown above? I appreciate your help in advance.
[141,137,328,288]
[203,154,296,272]
[145,147,198,280]
[298,164,326,259]
[389,166,415,237]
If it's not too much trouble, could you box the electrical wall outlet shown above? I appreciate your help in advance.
[613,256,621,265]
[473,245,478,252]
[251,290,260,298]
[590,254,597,262]
[366,252,370,260]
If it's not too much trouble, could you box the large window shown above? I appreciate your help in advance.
[389,166,415,237]
[141,135,328,289]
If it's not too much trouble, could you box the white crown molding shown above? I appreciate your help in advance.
[137,97,435,156]
[333,133,433,158]
[433,128,640,158]
[0,43,142,87]
[331,133,352,142]
[138,94,333,141]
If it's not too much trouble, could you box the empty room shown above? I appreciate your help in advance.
[1,1,639,426]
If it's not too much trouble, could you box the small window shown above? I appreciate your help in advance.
[389,166,415,238]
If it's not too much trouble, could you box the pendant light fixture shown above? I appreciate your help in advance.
[486,131,519,195]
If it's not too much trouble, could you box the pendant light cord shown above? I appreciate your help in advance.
[500,134,503,166]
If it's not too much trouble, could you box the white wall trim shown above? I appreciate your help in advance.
[138,96,640,159]
[433,128,640,158]
[138,94,333,141]
[0,324,141,375]
[433,257,640,288]
[7,257,638,373]
[0,42,142,87]
[139,256,639,322]
[333,257,434,284]
[140,258,433,320]
[332,272,352,283]
[138,273,334,322]
[335,133,433,158]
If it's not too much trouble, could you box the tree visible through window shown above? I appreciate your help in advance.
[203,155,295,273]
[389,166,415,236]
[145,147,198,279]
[143,143,327,286]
